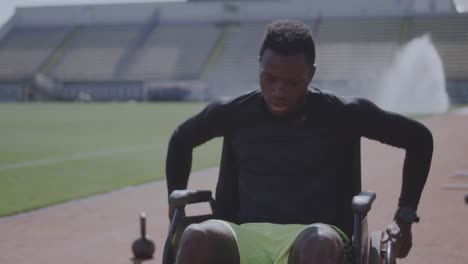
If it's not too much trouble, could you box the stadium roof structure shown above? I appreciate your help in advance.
[1,0,457,28]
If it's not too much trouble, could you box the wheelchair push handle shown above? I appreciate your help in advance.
[352,191,376,214]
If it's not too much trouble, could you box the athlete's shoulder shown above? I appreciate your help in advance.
[204,90,261,115]
[309,87,379,111]
[309,88,343,104]
[212,90,260,106]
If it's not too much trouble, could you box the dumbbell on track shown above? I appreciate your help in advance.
[132,212,155,262]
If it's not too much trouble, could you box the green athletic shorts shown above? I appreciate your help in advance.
[217,220,351,264]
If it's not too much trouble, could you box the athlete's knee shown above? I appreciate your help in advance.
[179,221,224,250]
[176,220,239,264]
[289,224,344,264]
[180,223,210,245]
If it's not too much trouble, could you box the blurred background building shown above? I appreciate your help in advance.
[0,0,466,105]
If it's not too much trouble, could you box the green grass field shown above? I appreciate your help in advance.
[1,102,465,217]
[0,102,221,217]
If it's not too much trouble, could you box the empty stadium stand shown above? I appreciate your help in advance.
[123,23,222,81]
[0,26,71,80]
[203,22,268,97]
[0,1,466,103]
[206,22,267,83]
[314,18,401,83]
[50,25,140,81]
[405,15,468,81]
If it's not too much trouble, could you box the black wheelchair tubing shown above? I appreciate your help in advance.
[162,235,174,264]
[353,213,363,264]
[385,240,396,264]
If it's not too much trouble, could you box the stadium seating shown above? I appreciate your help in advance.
[203,22,270,97]
[405,15,468,80]
[314,18,401,82]
[0,26,70,80]
[123,23,222,81]
[205,22,268,83]
[0,9,467,103]
[51,25,140,81]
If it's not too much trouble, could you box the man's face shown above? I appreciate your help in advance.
[259,49,315,117]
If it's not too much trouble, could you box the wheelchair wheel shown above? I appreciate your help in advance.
[368,231,383,264]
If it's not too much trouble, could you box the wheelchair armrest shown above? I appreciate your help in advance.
[352,191,376,214]
[169,189,213,208]
[163,191,214,264]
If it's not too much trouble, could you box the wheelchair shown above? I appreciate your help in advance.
[161,139,397,264]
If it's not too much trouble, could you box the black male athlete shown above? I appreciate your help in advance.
[165,20,433,264]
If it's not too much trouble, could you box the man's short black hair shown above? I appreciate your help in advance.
[259,20,316,68]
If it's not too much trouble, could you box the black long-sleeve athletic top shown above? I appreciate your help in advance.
[165,89,433,237]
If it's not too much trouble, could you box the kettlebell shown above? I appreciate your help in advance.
[132,212,155,260]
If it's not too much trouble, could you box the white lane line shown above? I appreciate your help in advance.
[453,170,468,177]
[452,107,468,115]
[442,184,468,190]
[0,144,163,172]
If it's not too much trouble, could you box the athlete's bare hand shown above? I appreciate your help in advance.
[383,221,413,259]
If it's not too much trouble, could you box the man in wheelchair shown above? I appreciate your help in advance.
[165,20,433,264]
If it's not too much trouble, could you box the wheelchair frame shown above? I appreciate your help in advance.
[161,189,395,264]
